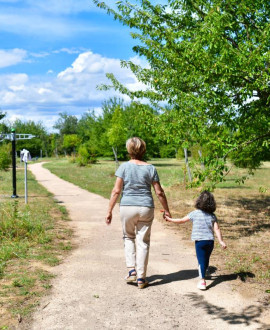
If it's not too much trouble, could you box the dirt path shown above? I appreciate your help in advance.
[21,162,269,329]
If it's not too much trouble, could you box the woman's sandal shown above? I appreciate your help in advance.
[137,278,148,289]
[125,269,137,283]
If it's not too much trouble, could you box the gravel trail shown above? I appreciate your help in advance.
[20,162,269,330]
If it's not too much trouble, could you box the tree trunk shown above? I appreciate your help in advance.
[198,149,205,170]
[184,148,192,182]
[112,147,119,169]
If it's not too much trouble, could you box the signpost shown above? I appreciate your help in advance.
[21,149,31,204]
[0,129,35,198]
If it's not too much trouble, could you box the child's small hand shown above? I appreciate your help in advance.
[220,241,227,249]
[160,210,171,221]
[165,215,173,222]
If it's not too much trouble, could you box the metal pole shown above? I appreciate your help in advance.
[11,129,18,198]
[24,161,28,204]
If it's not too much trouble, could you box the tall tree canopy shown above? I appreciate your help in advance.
[94,0,270,188]
[53,112,78,135]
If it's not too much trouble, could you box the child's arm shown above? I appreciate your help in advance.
[165,215,190,224]
[214,222,227,249]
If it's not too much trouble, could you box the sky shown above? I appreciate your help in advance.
[0,0,147,131]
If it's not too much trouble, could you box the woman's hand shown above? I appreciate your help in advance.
[160,209,171,220]
[105,212,112,225]
[164,210,171,219]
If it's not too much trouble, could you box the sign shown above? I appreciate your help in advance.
[21,149,32,163]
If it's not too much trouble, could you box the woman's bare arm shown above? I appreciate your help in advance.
[106,177,123,224]
[152,181,171,218]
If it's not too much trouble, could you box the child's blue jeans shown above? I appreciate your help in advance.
[195,240,214,279]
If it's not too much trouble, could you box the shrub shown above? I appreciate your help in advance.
[77,144,97,166]
[159,145,176,158]
[0,143,11,171]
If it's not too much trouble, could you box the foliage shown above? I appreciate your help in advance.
[12,119,49,157]
[53,112,78,135]
[94,0,270,189]
[77,143,97,166]
[107,105,128,159]
[62,134,81,155]
[0,143,11,171]
[0,111,5,121]
[159,144,176,158]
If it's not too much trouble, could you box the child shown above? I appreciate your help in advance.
[165,190,227,290]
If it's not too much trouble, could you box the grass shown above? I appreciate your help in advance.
[44,158,270,302]
[0,163,73,328]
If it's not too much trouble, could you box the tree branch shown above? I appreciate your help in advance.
[223,131,270,159]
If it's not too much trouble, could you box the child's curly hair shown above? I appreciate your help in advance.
[195,190,216,214]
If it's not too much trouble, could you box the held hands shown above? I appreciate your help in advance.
[164,215,173,222]
[160,210,172,221]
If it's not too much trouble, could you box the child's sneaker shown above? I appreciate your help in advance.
[197,281,206,290]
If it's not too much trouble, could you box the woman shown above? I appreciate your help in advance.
[106,137,171,288]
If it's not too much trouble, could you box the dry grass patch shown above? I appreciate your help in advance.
[154,171,270,304]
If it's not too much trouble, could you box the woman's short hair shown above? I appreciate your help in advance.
[126,137,146,160]
[195,190,216,214]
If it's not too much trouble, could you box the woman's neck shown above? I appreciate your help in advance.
[129,159,148,165]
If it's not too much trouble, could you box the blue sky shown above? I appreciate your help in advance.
[0,0,146,131]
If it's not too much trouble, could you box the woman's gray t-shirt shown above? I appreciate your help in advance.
[115,162,159,208]
[188,209,217,241]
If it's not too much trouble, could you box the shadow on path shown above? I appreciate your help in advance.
[147,269,198,286]
[147,266,255,289]
[207,271,255,290]
[186,292,268,329]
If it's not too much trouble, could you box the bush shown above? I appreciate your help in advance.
[159,144,176,158]
[0,143,11,171]
[176,148,189,160]
[77,144,97,166]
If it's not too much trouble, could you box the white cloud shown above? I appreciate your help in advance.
[0,49,27,68]
[53,48,83,55]
[1,51,148,130]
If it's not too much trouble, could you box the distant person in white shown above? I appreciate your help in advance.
[106,137,171,289]
[165,191,227,290]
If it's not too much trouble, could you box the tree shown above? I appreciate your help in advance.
[0,111,8,134]
[62,134,81,155]
[53,112,78,135]
[0,111,5,121]
[94,0,270,188]
[12,120,49,157]
[107,105,128,163]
